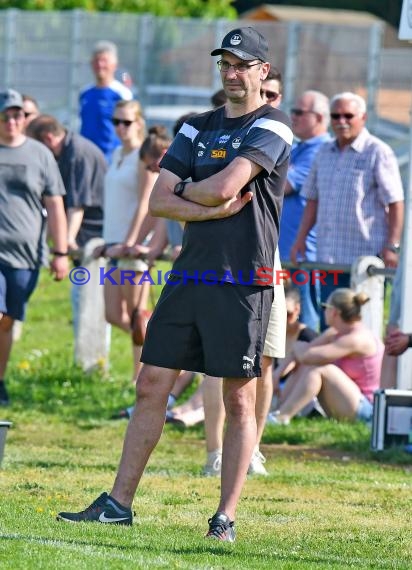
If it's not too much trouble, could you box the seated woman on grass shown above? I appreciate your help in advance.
[268,288,383,425]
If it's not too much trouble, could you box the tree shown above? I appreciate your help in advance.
[0,0,237,18]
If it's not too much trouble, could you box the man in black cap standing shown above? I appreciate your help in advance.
[58,27,292,542]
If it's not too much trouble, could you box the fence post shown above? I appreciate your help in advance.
[366,22,384,133]
[74,237,109,372]
[68,9,83,130]
[282,21,300,114]
[4,9,18,88]
[350,256,385,338]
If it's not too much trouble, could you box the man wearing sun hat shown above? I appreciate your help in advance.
[58,27,292,542]
[0,89,68,406]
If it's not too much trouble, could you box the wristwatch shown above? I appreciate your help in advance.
[408,334,412,348]
[52,251,69,257]
[384,243,401,254]
[174,181,187,197]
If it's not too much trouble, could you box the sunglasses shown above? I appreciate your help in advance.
[290,108,316,117]
[1,111,24,123]
[320,302,334,310]
[330,113,356,120]
[111,118,135,127]
[260,89,279,101]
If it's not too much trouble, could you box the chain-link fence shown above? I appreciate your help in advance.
[0,9,410,181]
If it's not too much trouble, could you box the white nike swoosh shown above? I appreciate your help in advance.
[98,512,130,523]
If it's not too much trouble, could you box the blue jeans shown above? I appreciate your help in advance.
[290,267,320,331]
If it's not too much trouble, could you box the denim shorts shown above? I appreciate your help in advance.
[356,394,373,423]
[0,263,39,321]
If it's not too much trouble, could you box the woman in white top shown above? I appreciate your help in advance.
[94,100,157,374]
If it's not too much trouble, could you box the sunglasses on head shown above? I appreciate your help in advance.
[330,113,356,120]
[111,118,135,127]
[320,302,334,310]
[260,89,279,101]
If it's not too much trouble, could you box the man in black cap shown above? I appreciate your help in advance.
[58,27,292,542]
[0,89,68,406]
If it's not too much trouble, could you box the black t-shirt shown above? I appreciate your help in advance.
[160,104,292,286]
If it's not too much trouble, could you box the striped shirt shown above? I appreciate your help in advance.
[302,128,404,264]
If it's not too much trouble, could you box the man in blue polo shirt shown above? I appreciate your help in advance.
[79,41,132,163]
[279,90,331,330]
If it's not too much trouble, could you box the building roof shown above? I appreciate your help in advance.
[242,5,383,27]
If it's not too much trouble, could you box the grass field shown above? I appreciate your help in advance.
[1,269,412,569]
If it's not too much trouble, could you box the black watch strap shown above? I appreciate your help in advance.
[52,251,69,257]
[174,181,187,197]
[408,334,412,348]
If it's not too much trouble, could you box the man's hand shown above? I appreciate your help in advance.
[381,248,399,269]
[385,329,410,356]
[211,191,253,219]
[290,236,307,265]
[105,244,127,259]
[50,256,69,281]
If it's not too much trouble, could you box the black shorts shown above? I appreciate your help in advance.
[141,280,273,378]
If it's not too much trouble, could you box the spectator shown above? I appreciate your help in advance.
[27,114,107,336]
[291,92,404,329]
[28,115,106,254]
[260,66,282,107]
[57,26,292,542]
[92,100,154,375]
[280,90,331,330]
[22,94,40,129]
[0,90,68,406]
[79,40,133,163]
[210,89,227,108]
[269,289,383,425]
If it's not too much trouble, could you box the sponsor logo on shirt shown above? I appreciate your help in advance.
[232,137,242,149]
[211,149,227,159]
[218,134,230,144]
[197,142,207,149]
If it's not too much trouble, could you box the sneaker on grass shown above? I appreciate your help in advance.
[205,511,236,542]
[202,449,222,477]
[248,449,268,476]
[57,492,132,525]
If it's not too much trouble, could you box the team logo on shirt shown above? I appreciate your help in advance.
[211,149,227,159]
[218,134,230,144]
[230,34,242,46]
[198,142,207,149]
[232,137,242,149]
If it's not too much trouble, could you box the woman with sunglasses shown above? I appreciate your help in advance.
[268,288,383,425]
[94,99,157,377]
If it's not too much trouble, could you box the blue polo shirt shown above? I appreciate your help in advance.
[79,80,132,164]
[279,133,331,262]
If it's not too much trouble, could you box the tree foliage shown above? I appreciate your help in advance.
[0,0,237,18]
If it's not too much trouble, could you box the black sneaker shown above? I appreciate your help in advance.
[205,511,236,542]
[0,381,9,406]
[57,492,133,525]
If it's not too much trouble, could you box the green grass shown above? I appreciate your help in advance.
[1,269,412,569]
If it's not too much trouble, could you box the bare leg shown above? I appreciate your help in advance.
[217,377,257,520]
[278,364,361,421]
[203,376,225,452]
[0,316,14,378]
[104,273,130,332]
[110,364,179,508]
[171,370,196,400]
[255,355,273,445]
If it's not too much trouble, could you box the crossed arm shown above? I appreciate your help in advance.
[149,156,262,222]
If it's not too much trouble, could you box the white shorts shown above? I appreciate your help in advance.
[263,248,286,358]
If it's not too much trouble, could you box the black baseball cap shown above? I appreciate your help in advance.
[0,89,23,112]
[211,27,269,62]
